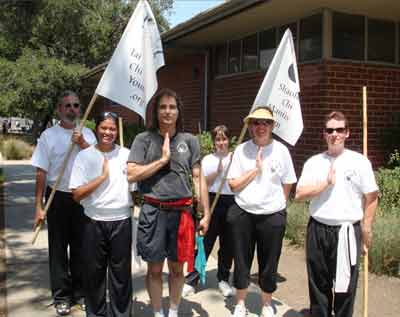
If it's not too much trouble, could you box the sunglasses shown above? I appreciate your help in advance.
[251,119,274,126]
[64,103,81,109]
[325,127,346,134]
[103,111,118,119]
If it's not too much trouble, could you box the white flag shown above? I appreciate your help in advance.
[252,29,303,146]
[95,0,165,119]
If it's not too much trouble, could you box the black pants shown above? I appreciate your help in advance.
[228,203,286,293]
[46,187,85,304]
[186,194,234,287]
[82,216,132,317]
[306,218,361,317]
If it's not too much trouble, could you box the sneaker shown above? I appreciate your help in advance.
[232,304,247,317]
[154,311,165,317]
[181,283,195,297]
[259,305,275,317]
[55,302,71,316]
[218,280,234,297]
[168,308,178,317]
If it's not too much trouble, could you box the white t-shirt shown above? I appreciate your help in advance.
[227,139,297,215]
[69,145,136,221]
[31,124,96,192]
[297,149,378,225]
[201,153,233,195]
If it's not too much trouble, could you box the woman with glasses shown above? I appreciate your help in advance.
[227,107,297,317]
[70,112,135,317]
[182,125,235,298]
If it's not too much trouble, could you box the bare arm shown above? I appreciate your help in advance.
[295,163,335,201]
[127,132,170,183]
[228,146,262,193]
[362,190,379,252]
[205,158,224,187]
[72,158,109,202]
[192,164,210,235]
[282,183,293,201]
[34,168,47,227]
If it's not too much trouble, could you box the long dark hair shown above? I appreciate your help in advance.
[150,88,183,132]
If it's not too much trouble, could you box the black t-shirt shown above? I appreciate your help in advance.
[128,131,201,200]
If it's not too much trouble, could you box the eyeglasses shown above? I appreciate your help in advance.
[325,127,346,134]
[251,119,274,126]
[64,103,81,109]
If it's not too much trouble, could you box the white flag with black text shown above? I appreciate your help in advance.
[252,29,303,146]
[95,0,165,119]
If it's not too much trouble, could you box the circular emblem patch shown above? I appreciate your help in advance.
[176,142,189,153]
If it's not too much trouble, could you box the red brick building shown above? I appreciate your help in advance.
[82,0,400,170]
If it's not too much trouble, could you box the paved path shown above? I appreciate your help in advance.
[1,161,301,317]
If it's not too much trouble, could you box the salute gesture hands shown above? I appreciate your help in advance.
[160,132,171,165]
[327,163,336,186]
[256,146,263,174]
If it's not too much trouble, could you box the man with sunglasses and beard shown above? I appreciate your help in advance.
[295,111,379,317]
[32,90,96,316]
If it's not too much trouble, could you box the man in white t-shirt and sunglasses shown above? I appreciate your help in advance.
[296,111,378,317]
[32,90,96,316]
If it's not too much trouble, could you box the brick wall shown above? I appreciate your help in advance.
[157,54,205,132]
[204,60,400,170]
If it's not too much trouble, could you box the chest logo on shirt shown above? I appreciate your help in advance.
[344,169,357,181]
[176,142,189,153]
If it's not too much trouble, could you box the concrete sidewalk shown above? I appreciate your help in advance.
[1,161,301,317]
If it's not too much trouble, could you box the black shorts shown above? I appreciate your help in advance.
[136,203,182,263]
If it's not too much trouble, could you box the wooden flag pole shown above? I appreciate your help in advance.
[363,86,369,317]
[118,117,124,147]
[32,93,99,245]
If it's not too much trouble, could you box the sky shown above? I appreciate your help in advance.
[167,0,225,28]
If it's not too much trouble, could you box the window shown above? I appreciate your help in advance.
[215,44,227,75]
[259,28,276,69]
[332,12,364,60]
[228,39,241,73]
[242,34,258,72]
[368,18,395,63]
[300,14,322,61]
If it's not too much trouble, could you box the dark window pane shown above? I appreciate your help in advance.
[368,18,395,63]
[215,43,227,75]
[242,34,258,72]
[228,39,241,73]
[279,22,297,49]
[332,12,364,60]
[259,28,276,69]
[300,14,322,61]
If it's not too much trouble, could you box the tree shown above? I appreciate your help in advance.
[0,0,173,124]
[0,48,86,134]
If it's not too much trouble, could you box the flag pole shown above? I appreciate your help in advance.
[118,116,124,147]
[362,86,369,317]
[32,93,99,244]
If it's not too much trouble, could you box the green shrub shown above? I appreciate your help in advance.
[375,167,400,215]
[369,211,400,276]
[0,168,4,183]
[198,131,237,157]
[1,137,34,160]
[122,123,145,148]
[388,149,400,168]
[285,201,309,246]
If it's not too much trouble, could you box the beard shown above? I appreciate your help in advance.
[60,112,78,124]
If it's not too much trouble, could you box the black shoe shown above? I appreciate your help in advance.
[55,302,71,316]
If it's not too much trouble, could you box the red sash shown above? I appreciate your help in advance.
[143,196,195,271]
